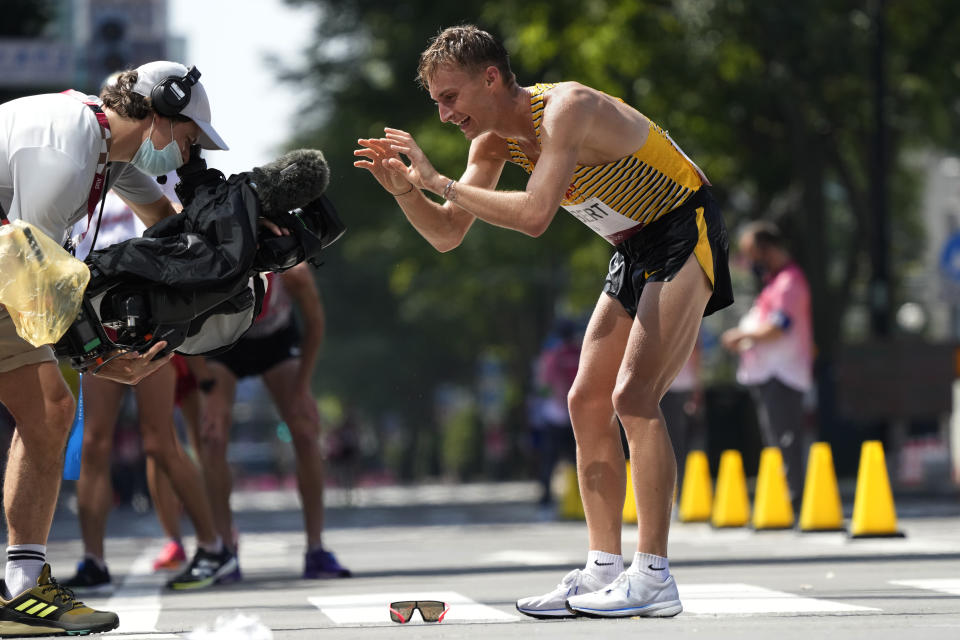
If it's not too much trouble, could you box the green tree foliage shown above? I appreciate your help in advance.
[284,0,960,475]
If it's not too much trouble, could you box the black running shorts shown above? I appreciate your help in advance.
[208,320,302,380]
[602,187,733,318]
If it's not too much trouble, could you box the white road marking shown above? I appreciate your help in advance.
[308,591,517,624]
[677,583,879,614]
[97,542,168,635]
[481,550,574,566]
[889,578,960,596]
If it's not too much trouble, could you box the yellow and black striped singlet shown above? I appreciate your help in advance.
[505,83,705,245]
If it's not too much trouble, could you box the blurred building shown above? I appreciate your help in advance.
[0,0,183,95]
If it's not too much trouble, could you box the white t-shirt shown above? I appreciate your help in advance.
[0,92,163,245]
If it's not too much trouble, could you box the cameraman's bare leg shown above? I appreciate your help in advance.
[617,254,711,557]
[196,362,238,546]
[263,359,325,547]
[1,362,75,545]
[74,374,126,561]
[135,363,219,547]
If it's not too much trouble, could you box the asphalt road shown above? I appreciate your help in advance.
[28,482,960,639]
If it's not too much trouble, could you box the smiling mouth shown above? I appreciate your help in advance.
[454,116,470,128]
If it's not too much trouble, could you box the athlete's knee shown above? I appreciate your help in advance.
[568,381,610,420]
[81,428,113,463]
[199,423,229,457]
[288,420,320,453]
[611,375,661,422]
[140,432,177,462]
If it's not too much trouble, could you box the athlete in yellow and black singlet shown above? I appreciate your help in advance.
[504,82,732,318]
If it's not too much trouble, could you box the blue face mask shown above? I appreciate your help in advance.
[130,117,184,176]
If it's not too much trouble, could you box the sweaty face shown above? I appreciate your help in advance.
[428,66,492,140]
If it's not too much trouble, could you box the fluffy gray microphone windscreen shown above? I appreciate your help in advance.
[247,149,330,215]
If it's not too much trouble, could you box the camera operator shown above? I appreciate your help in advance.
[0,61,228,635]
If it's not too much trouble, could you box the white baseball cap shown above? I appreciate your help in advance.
[131,61,229,151]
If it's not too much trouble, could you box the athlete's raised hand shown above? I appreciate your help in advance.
[353,137,415,196]
[382,128,443,194]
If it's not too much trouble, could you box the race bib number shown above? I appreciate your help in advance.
[562,197,642,245]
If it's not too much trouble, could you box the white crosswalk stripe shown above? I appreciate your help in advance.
[888,578,960,596]
[675,583,879,614]
[308,591,518,624]
[97,543,167,635]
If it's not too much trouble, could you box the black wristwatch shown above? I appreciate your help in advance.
[198,378,216,394]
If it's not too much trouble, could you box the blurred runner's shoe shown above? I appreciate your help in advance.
[303,548,351,579]
[152,540,187,571]
[216,564,243,584]
[166,547,237,590]
[515,569,606,619]
[565,570,683,618]
[0,564,119,636]
[61,558,113,595]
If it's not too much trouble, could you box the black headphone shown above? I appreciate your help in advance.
[150,65,201,117]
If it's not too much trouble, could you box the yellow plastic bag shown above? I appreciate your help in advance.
[0,220,90,347]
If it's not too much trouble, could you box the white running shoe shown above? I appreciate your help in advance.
[516,569,608,619]
[565,570,683,618]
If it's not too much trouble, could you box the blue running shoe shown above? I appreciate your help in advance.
[303,548,351,579]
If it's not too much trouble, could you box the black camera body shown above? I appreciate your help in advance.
[54,146,345,372]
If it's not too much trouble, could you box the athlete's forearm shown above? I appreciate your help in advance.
[426,174,556,238]
[393,188,476,252]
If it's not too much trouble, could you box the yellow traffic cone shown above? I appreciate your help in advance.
[850,440,904,538]
[558,461,585,520]
[678,450,712,522]
[711,449,750,528]
[623,462,637,523]
[752,447,795,530]
[799,442,845,532]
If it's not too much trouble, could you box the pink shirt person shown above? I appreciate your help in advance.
[735,262,813,393]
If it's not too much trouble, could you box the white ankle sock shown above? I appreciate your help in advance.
[83,553,107,572]
[584,550,623,583]
[6,544,46,597]
[629,551,670,580]
[199,537,223,555]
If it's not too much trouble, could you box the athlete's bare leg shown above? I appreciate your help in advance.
[146,458,181,542]
[146,387,202,543]
[567,295,634,555]
[134,364,218,547]
[74,374,127,560]
[0,362,76,546]
[615,254,712,555]
[262,359,325,547]
[197,361,239,546]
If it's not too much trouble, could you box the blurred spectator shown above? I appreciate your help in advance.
[660,335,703,493]
[532,319,581,505]
[721,221,813,504]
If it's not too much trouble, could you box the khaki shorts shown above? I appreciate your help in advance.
[0,305,56,374]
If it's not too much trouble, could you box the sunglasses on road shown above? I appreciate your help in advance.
[389,600,449,623]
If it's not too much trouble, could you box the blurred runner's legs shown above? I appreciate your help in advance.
[65,361,233,591]
[158,266,349,578]
[146,355,201,571]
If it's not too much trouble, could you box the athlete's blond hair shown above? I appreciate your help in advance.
[417,24,515,90]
